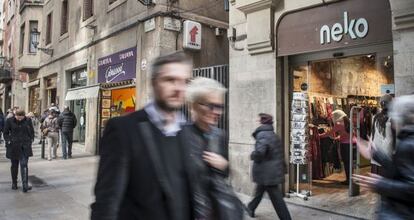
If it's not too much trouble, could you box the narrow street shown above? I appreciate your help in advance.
[0,140,368,220]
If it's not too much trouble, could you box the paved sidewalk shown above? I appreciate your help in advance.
[0,142,369,220]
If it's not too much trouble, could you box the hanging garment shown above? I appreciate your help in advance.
[310,127,324,180]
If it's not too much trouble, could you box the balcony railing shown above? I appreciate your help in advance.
[0,69,12,83]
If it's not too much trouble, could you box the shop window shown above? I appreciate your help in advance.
[83,0,94,21]
[46,12,53,45]
[29,21,38,53]
[19,23,25,55]
[61,0,69,35]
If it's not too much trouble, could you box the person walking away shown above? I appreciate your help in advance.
[354,95,414,219]
[3,110,34,192]
[43,110,59,161]
[91,52,200,220]
[245,113,291,220]
[58,106,77,159]
[0,108,5,143]
[182,77,243,220]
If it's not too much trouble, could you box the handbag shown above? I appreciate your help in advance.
[42,128,49,136]
[209,176,244,220]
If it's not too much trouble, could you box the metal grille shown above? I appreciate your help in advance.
[184,65,229,138]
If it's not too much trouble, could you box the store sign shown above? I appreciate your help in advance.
[320,12,369,45]
[277,0,392,56]
[98,47,137,83]
[183,20,202,50]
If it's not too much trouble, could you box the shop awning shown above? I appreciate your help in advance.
[65,85,100,101]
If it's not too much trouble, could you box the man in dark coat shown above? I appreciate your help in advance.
[245,113,291,220]
[58,106,77,159]
[91,52,200,220]
[3,109,34,192]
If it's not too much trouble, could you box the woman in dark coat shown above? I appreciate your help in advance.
[0,108,5,143]
[183,77,242,220]
[354,95,414,219]
[245,113,291,220]
[3,109,34,192]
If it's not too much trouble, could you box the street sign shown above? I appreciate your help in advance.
[183,20,202,50]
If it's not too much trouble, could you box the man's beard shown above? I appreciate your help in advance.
[155,98,181,113]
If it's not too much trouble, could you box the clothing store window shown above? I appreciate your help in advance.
[289,53,394,196]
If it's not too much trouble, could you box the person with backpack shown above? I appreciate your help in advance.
[43,110,60,161]
[58,106,77,159]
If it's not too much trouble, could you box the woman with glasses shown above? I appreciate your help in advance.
[183,77,242,220]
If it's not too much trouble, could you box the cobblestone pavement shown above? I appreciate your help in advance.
[0,141,370,220]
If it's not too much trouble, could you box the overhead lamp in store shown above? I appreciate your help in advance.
[30,28,54,56]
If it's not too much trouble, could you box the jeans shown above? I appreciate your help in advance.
[11,154,29,185]
[47,132,59,160]
[61,132,73,159]
[247,184,292,220]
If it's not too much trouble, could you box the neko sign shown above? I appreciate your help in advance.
[320,11,369,45]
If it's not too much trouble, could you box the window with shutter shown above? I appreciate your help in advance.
[46,12,52,45]
[83,0,94,21]
[61,0,68,35]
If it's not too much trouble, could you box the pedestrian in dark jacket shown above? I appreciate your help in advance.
[354,95,414,220]
[3,109,34,192]
[0,108,5,143]
[58,106,77,159]
[91,52,199,220]
[183,77,242,220]
[245,113,291,220]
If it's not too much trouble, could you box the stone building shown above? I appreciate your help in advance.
[0,0,35,112]
[27,0,229,154]
[228,0,414,210]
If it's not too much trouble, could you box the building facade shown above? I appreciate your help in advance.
[0,0,34,113]
[32,0,229,154]
[228,0,414,201]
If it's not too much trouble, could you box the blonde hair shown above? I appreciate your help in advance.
[186,77,227,103]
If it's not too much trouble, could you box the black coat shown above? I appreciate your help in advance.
[91,110,199,220]
[373,125,414,220]
[58,110,77,133]
[3,117,34,159]
[251,124,286,185]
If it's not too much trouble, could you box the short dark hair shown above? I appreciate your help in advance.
[151,51,192,80]
[15,110,26,116]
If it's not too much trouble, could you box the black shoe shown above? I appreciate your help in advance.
[68,155,72,159]
[12,183,18,190]
[243,204,255,218]
[23,185,32,193]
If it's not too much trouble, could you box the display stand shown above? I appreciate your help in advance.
[288,92,312,201]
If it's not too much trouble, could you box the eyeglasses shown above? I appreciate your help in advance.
[197,102,225,112]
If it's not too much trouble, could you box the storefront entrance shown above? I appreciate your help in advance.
[289,48,394,193]
[70,68,87,143]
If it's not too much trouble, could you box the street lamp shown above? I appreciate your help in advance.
[30,28,53,55]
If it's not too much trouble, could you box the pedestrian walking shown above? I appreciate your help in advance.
[354,95,414,220]
[244,113,291,220]
[43,110,60,161]
[26,112,40,140]
[39,109,49,144]
[91,52,199,220]
[182,77,243,220]
[58,106,77,159]
[3,109,34,192]
[0,108,5,143]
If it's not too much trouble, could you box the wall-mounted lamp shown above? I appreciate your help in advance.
[31,28,54,56]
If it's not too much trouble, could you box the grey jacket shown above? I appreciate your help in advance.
[251,124,286,185]
[373,125,414,220]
